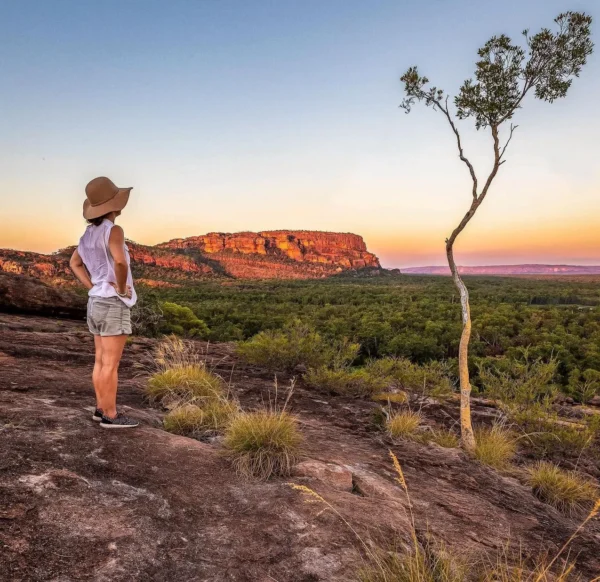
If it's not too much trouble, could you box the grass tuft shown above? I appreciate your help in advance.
[473,424,517,470]
[224,410,303,480]
[386,410,423,440]
[357,543,466,582]
[147,364,225,403]
[528,461,598,515]
[372,391,408,404]
[163,400,240,436]
[425,428,460,449]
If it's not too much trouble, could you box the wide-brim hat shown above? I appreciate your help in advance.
[83,176,133,220]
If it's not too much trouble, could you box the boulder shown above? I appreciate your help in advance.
[0,272,86,319]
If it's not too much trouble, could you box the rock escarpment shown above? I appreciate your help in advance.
[0,230,383,284]
[160,231,380,270]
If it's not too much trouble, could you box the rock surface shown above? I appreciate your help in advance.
[1,313,599,581]
[0,272,86,318]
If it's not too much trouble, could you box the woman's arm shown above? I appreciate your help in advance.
[69,249,93,290]
[108,226,131,297]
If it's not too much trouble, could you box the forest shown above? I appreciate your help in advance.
[135,274,600,398]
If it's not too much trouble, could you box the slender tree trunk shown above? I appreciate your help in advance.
[446,239,476,451]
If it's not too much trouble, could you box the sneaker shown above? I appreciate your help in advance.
[100,412,139,429]
[92,408,103,422]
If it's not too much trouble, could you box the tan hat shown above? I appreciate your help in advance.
[83,177,133,220]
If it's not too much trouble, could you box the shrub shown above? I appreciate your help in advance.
[131,295,164,337]
[566,368,600,404]
[477,355,558,411]
[163,400,239,436]
[223,410,303,480]
[366,357,454,397]
[386,410,423,440]
[237,320,359,372]
[159,302,210,338]
[529,461,598,514]
[513,406,597,458]
[305,366,388,396]
[473,424,517,469]
[147,364,225,403]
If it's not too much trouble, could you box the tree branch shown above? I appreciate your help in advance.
[499,124,518,163]
[437,97,479,199]
[478,124,502,201]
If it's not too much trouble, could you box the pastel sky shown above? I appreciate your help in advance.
[0,0,598,268]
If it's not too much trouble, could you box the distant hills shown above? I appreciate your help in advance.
[403,264,600,276]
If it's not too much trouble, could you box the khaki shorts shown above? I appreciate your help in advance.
[87,296,132,336]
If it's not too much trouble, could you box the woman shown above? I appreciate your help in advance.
[70,176,139,429]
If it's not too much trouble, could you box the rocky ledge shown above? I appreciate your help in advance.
[1,313,599,581]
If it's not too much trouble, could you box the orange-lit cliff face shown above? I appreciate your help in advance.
[159,231,381,271]
[0,231,382,284]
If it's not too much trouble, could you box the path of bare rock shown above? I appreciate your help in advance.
[0,313,598,581]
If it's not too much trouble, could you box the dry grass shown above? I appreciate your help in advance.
[425,428,459,449]
[386,410,423,440]
[147,364,225,403]
[145,335,226,404]
[473,424,517,470]
[163,400,240,436]
[305,366,389,396]
[224,410,303,480]
[529,462,598,515]
[357,542,466,582]
[372,391,408,404]
[290,451,600,582]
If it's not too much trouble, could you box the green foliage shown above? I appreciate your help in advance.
[401,12,593,128]
[476,354,558,410]
[513,406,598,459]
[305,366,388,397]
[131,295,164,337]
[366,357,454,397]
[159,302,210,338]
[237,320,359,372]
[148,276,600,390]
[566,368,600,404]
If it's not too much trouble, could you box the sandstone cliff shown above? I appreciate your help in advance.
[0,230,382,283]
[160,231,380,270]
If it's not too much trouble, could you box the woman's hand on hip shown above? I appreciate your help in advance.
[109,282,132,299]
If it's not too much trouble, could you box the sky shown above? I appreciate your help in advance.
[0,0,598,268]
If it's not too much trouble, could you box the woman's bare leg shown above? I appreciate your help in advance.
[93,335,103,409]
[97,335,128,418]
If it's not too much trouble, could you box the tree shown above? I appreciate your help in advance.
[400,12,593,450]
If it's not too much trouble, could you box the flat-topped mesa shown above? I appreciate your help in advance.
[158,230,381,269]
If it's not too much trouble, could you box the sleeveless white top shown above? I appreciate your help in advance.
[77,219,137,308]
